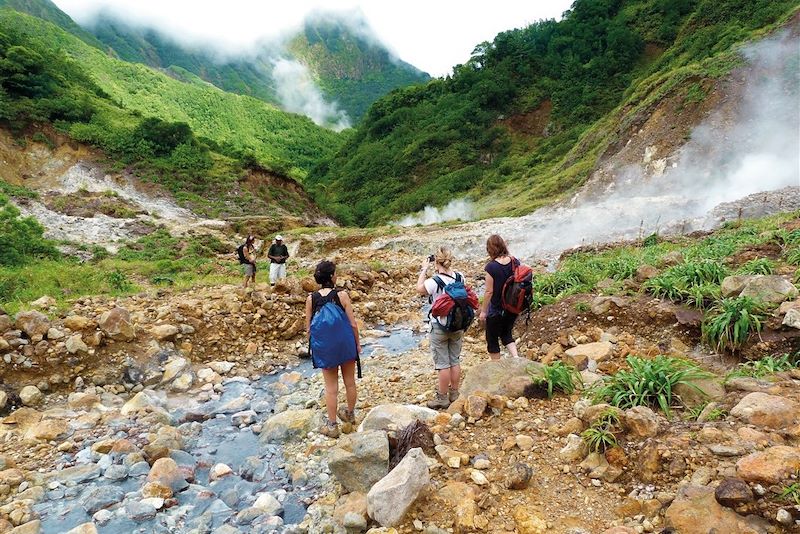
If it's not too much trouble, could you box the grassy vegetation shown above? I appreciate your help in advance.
[0,9,342,217]
[725,353,800,380]
[701,296,766,352]
[779,482,800,505]
[308,0,799,225]
[581,409,620,453]
[588,355,712,418]
[529,361,581,399]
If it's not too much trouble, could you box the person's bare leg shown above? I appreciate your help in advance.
[437,368,449,395]
[449,365,461,391]
[507,342,519,358]
[489,352,501,360]
[340,360,357,412]
[321,368,339,423]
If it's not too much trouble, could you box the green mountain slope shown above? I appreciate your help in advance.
[67,8,429,122]
[0,8,342,217]
[0,0,103,48]
[287,12,430,121]
[307,0,799,226]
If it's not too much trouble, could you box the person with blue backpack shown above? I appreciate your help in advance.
[305,260,361,438]
[417,247,478,409]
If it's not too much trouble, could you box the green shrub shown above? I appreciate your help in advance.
[107,269,132,292]
[780,482,800,505]
[581,408,620,453]
[684,283,721,309]
[588,355,712,418]
[702,296,765,352]
[784,247,800,266]
[0,194,60,266]
[530,361,580,399]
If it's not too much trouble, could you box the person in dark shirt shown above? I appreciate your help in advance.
[267,234,289,286]
[237,235,257,289]
[479,234,520,359]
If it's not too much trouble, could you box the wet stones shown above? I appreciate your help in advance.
[81,485,125,514]
[260,409,317,444]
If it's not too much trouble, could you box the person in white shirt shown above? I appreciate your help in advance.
[416,246,465,409]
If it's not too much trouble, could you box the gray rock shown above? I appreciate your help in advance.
[103,464,128,481]
[253,492,283,516]
[260,409,317,444]
[65,334,89,354]
[328,430,389,493]
[783,308,800,329]
[740,275,798,305]
[125,500,157,521]
[129,461,151,477]
[367,448,430,527]
[358,404,438,433]
[460,357,541,398]
[82,485,125,513]
[19,385,43,406]
[721,275,753,298]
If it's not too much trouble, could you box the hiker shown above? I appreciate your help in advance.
[237,235,257,289]
[480,234,521,359]
[417,247,477,409]
[305,260,361,438]
[268,234,289,286]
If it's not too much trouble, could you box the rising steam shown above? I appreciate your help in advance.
[396,199,476,226]
[272,59,351,131]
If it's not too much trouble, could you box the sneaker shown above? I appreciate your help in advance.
[448,388,460,403]
[337,406,356,424]
[319,420,340,438]
[427,391,451,410]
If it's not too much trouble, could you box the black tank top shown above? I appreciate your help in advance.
[311,289,343,316]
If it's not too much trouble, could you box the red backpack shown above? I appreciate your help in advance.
[501,257,533,314]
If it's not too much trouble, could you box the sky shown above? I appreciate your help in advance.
[53,0,574,76]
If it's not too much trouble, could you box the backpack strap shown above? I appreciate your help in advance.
[432,276,446,291]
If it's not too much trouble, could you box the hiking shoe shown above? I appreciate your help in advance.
[337,406,356,424]
[427,392,451,410]
[448,388,460,403]
[319,421,340,438]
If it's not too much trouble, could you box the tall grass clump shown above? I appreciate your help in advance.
[588,355,712,418]
[725,353,799,380]
[529,361,580,399]
[736,258,775,275]
[701,296,765,352]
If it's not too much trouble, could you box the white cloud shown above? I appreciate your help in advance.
[53,0,573,76]
[272,58,351,130]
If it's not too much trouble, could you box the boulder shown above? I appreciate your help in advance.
[253,492,282,516]
[98,307,135,341]
[19,386,43,406]
[25,418,70,441]
[260,409,316,444]
[65,334,89,354]
[460,358,541,398]
[736,446,800,484]
[63,315,96,331]
[783,308,800,330]
[328,430,389,493]
[730,392,798,429]
[30,296,55,309]
[82,486,125,514]
[665,485,762,534]
[674,378,725,408]
[151,324,179,341]
[721,275,753,298]
[358,404,438,433]
[367,448,430,527]
[146,458,188,494]
[559,434,588,462]
[634,265,659,283]
[714,477,754,508]
[15,311,49,341]
[0,315,12,333]
[591,296,628,316]
[333,492,368,527]
[121,390,168,416]
[565,342,613,363]
[739,275,798,304]
[621,406,661,438]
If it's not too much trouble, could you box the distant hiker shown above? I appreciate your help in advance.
[237,235,257,289]
[480,234,524,359]
[268,234,289,286]
[306,260,361,438]
[417,247,478,409]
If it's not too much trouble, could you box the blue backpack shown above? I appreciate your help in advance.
[310,290,361,377]
[430,274,477,332]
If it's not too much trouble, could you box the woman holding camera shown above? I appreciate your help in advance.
[416,247,465,409]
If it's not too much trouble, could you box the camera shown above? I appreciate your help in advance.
[428,254,435,262]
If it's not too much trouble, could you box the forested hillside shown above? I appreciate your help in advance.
[308,0,799,226]
[0,8,342,215]
[40,3,429,122]
[287,13,430,120]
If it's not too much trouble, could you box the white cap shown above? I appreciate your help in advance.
[275,235,283,241]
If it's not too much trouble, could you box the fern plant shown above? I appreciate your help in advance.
[529,361,580,399]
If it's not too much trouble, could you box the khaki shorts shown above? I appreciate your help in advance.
[430,326,463,370]
[242,263,255,277]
